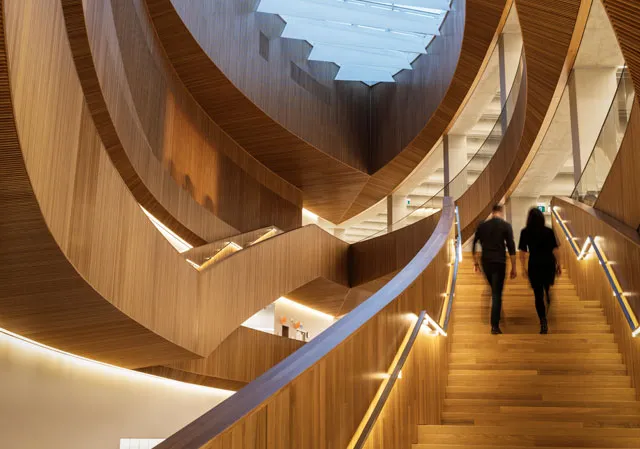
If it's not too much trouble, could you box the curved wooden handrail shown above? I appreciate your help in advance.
[458,0,590,241]
[156,200,455,449]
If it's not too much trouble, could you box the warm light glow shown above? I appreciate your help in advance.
[633,327,640,338]
[577,237,593,261]
[249,228,278,246]
[276,297,335,322]
[425,313,447,337]
[302,208,319,221]
[0,327,235,396]
[346,313,422,449]
[140,206,193,254]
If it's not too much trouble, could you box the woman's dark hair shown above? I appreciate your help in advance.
[526,207,545,230]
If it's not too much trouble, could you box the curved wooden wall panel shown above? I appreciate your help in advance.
[0,0,199,368]
[341,0,511,221]
[156,202,455,449]
[457,0,590,240]
[349,212,442,287]
[594,100,640,230]
[144,0,511,223]
[552,197,640,397]
[60,0,237,246]
[144,0,369,223]
[147,0,370,172]
[72,0,303,234]
[0,0,349,366]
[161,327,305,388]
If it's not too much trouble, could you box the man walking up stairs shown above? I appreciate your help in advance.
[413,259,640,448]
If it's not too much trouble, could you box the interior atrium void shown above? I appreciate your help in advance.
[2,0,640,448]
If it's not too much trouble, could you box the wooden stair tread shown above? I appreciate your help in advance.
[417,261,640,446]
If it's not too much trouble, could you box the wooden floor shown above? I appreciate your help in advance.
[414,260,640,448]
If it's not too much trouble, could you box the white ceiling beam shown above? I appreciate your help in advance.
[281,17,432,53]
[258,0,442,35]
[391,0,451,11]
[335,64,398,83]
[309,44,416,70]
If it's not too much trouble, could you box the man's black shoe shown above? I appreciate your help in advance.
[491,327,503,335]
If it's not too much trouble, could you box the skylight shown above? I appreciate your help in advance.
[257,0,451,85]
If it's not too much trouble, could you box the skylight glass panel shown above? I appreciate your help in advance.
[257,0,451,84]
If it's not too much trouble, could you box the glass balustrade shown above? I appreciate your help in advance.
[572,68,635,206]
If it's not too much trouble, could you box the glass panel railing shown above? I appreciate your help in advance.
[358,52,526,241]
[571,68,635,206]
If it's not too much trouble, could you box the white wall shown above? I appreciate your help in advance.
[242,303,276,334]
[274,298,335,341]
[0,330,232,449]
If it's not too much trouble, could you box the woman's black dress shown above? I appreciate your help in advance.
[518,226,559,323]
[518,226,559,286]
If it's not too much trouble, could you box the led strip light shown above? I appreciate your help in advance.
[552,207,640,337]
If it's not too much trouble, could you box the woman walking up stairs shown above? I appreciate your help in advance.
[413,258,640,448]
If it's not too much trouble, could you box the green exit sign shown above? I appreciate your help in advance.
[537,205,546,213]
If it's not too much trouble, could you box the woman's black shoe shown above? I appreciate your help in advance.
[540,323,548,334]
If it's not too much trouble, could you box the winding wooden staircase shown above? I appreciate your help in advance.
[414,258,640,448]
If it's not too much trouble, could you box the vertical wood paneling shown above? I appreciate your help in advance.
[68,0,304,234]
[164,327,306,385]
[143,0,370,223]
[0,0,349,365]
[361,334,449,449]
[552,196,640,398]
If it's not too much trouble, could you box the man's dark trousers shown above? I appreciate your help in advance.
[482,261,506,329]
